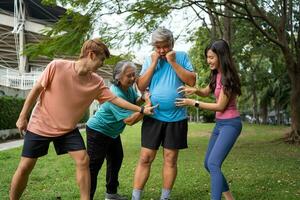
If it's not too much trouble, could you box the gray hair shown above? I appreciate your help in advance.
[151,27,174,47]
[111,60,137,85]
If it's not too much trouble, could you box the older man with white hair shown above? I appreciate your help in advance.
[132,27,196,200]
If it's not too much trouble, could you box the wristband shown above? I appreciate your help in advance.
[194,101,200,108]
[140,106,145,114]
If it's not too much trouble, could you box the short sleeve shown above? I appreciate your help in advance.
[140,56,151,76]
[96,80,116,104]
[37,60,56,88]
[182,52,194,72]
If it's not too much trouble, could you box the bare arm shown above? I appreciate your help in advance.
[195,85,211,97]
[137,52,160,92]
[16,82,44,133]
[110,96,156,115]
[175,89,230,112]
[123,91,151,125]
[178,85,211,97]
[166,51,196,86]
[198,89,230,111]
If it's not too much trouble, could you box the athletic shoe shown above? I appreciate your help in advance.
[105,193,128,200]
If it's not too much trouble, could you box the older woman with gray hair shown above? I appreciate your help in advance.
[132,27,196,200]
[86,61,151,200]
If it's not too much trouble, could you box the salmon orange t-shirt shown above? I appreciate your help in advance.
[27,60,116,137]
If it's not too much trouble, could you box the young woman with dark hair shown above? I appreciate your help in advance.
[176,39,242,200]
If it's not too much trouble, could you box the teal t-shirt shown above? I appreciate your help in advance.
[140,51,194,122]
[86,84,138,138]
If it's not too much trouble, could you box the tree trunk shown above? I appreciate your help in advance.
[260,103,268,124]
[250,72,259,124]
[285,62,300,144]
[223,0,232,45]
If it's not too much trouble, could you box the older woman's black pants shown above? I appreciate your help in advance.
[86,126,124,200]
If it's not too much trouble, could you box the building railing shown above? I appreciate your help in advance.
[0,65,41,90]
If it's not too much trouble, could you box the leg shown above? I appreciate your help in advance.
[133,147,157,190]
[223,191,235,200]
[86,129,107,200]
[69,150,90,200]
[162,148,178,189]
[106,136,124,194]
[10,157,37,200]
[207,125,240,200]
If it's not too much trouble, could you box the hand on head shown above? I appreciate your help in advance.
[151,51,160,64]
[166,51,176,63]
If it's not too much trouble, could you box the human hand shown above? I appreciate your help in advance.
[177,86,197,96]
[143,91,152,106]
[166,51,176,63]
[175,98,195,107]
[143,104,159,115]
[151,51,160,64]
[16,116,28,137]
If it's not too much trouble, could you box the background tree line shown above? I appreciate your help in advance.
[28,0,299,143]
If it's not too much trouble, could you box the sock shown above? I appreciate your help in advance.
[160,188,171,199]
[132,189,142,200]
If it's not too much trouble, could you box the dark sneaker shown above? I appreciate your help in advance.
[105,193,128,200]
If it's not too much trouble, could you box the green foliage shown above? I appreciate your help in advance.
[0,96,24,129]
[188,27,211,87]
[25,10,92,58]
[104,54,135,66]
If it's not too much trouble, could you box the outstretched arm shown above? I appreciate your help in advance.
[110,96,156,115]
[16,82,44,134]
[177,85,211,97]
[123,91,151,125]
[176,89,230,112]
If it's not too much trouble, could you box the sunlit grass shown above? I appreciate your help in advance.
[0,123,299,199]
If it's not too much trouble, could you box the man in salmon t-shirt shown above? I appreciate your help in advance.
[10,38,155,200]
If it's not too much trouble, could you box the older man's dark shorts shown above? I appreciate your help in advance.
[141,116,188,150]
[22,128,85,158]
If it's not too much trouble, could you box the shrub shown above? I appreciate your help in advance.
[0,96,25,129]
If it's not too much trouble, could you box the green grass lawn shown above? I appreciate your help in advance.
[1,123,300,200]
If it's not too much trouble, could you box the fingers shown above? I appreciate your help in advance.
[177,86,185,94]
[18,128,26,137]
[151,104,159,109]
[175,98,185,107]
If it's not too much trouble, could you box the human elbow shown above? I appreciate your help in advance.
[124,119,135,126]
[186,74,196,87]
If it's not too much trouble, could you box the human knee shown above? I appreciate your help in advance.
[17,161,35,176]
[207,160,220,172]
[75,153,90,169]
[139,154,154,166]
[164,154,177,168]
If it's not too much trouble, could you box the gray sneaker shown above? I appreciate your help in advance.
[105,193,128,200]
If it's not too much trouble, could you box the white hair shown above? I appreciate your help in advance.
[151,27,174,47]
[112,61,137,85]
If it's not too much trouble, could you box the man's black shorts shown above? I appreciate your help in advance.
[141,116,188,150]
[22,128,86,158]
